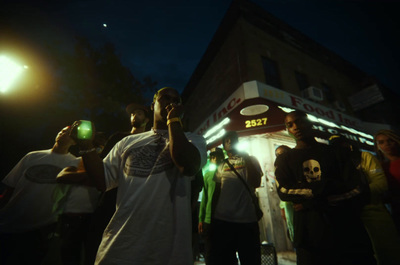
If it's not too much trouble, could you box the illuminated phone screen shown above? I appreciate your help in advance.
[77,120,92,140]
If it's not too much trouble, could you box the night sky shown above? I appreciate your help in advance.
[2,0,400,99]
[1,0,400,175]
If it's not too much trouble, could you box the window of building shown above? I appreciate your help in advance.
[295,71,309,91]
[262,57,281,89]
[321,83,335,102]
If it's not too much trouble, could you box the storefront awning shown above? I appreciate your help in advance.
[197,80,383,151]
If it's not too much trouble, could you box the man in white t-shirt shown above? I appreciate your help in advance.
[56,132,106,265]
[208,131,263,265]
[67,87,206,265]
[0,126,80,265]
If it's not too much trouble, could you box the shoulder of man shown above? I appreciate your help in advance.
[184,132,207,167]
[118,130,154,145]
[108,131,131,141]
[240,153,262,174]
[275,150,292,165]
[184,131,206,142]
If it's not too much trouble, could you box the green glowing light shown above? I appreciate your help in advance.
[77,120,93,139]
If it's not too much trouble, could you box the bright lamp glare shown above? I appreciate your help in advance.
[236,140,249,152]
[204,118,230,139]
[307,114,319,122]
[278,106,295,113]
[206,129,226,145]
[307,114,339,128]
[208,163,217,171]
[340,125,373,139]
[0,56,24,93]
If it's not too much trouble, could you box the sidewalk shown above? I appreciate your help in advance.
[277,251,296,265]
[194,251,296,265]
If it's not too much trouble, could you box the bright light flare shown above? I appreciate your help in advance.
[204,117,230,139]
[0,56,24,93]
[206,129,226,145]
[278,106,295,113]
[208,163,217,171]
[236,140,249,152]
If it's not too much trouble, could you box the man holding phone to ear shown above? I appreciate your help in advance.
[68,87,206,265]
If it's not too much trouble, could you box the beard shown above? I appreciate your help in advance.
[131,119,145,129]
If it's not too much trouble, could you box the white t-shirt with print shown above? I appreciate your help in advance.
[95,129,206,265]
[0,149,80,233]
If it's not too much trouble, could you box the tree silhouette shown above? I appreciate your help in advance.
[50,36,157,134]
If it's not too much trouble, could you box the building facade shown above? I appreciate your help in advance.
[183,0,396,252]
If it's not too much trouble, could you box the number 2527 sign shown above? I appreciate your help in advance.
[245,117,268,128]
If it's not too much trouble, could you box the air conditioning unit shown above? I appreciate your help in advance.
[301,86,323,101]
[333,100,346,112]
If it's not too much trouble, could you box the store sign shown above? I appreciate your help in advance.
[245,117,268,128]
[195,81,365,135]
[313,124,374,146]
[348,84,384,111]
[250,81,362,128]
[197,94,244,134]
[289,96,357,127]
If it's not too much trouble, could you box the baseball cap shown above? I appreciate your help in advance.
[125,103,150,117]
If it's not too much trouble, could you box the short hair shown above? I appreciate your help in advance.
[374,129,400,161]
[209,147,225,162]
[284,110,310,128]
[222,131,239,145]
[328,134,346,146]
[153,87,182,104]
[285,110,307,119]
[329,134,359,151]
[275,145,291,157]
[126,103,150,118]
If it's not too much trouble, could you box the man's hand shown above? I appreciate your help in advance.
[198,222,204,234]
[69,121,106,191]
[293,203,304,211]
[165,103,184,119]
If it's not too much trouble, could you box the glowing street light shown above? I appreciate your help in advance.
[0,56,26,93]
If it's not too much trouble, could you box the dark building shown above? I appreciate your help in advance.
[182,0,398,253]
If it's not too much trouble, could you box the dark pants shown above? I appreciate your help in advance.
[297,246,377,265]
[200,222,211,264]
[85,189,117,265]
[0,223,57,265]
[390,200,400,234]
[208,219,260,265]
[294,207,377,265]
[59,213,93,265]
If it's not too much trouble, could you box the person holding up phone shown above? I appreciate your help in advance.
[56,131,106,265]
[0,126,80,265]
[64,87,207,265]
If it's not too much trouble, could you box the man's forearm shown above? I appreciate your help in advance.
[81,151,107,191]
[168,122,200,175]
[56,168,99,187]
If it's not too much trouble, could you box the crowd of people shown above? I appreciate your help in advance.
[1,88,400,265]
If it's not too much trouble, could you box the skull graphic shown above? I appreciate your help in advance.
[303,159,321,183]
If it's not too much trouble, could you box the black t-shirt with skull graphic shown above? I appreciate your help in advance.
[274,143,372,253]
[275,142,360,208]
